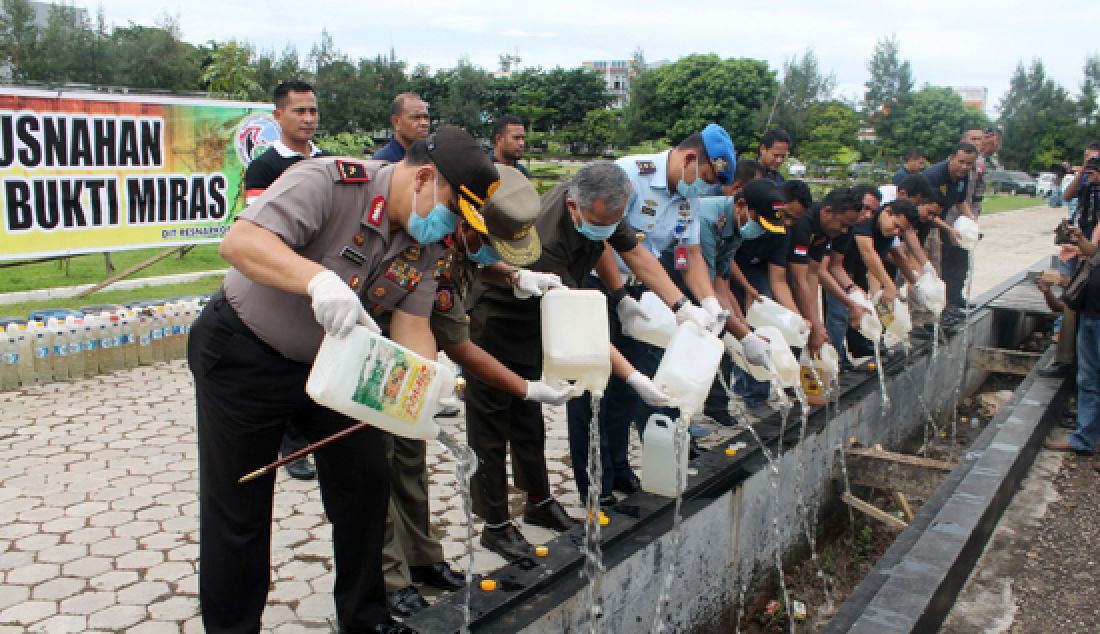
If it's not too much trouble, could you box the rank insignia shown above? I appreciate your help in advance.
[384,259,423,291]
[367,196,386,227]
[641,205,657,216]
[644,199,658,207]
[635,160,656,175]
[335,159,369,183]
[434,287,455,312]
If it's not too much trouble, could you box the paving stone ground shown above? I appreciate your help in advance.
[0,359,741,632]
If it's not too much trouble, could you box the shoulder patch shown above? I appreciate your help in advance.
[335,159,370,183]
[367,196,386,226]
[635,159,656,175]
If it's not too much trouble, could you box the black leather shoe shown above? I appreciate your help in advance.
[284,457,316,480]
[410,561,465,591]
[612,474,641,495]
[523,499,580,532]
[480,523,533,561]
[366,617,417,633]
[385,586,429,619]
[1039,362,1074,378]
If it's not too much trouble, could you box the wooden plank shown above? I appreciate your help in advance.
[894,491,915,522]
[77,247,185,298]
[968,346,1042,376]
[841,492,908,530]
[839,448,953,498]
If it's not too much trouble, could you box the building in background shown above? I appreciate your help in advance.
[581,59,635,109]
[953,86,988,112]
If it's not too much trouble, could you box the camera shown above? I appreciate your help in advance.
[1055,219,1076,245]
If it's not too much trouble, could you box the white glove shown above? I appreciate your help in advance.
[699,295,729,334]
[675,301,711,330]
[700,296,723,318]
[625,371,671,407]
[307,270,379,338]
[616,295,648,337]
[512,270,564,300]
[909,283,928,310]
[923,261,936,276]
[739,332,771,368]
[525,380,576,405]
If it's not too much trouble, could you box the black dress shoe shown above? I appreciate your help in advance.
[284,457,316,480]
[523,499,580,532]
[385,586,429,619]
[410,561,465,591]
[1039,361,1074,378]
[612,474,641,495]
[480,522,533,561]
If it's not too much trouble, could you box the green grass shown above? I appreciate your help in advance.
[0,245,227,294]
[0,276,224,320]
[980,194,1046,214]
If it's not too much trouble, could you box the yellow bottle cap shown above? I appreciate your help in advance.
[867,361,877,370]
[599,512,609,526]
[480,579,497,591]
[725,447,737,456]
[534,545,549,557]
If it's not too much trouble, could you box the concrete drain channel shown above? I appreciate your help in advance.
[407,260,1067,633]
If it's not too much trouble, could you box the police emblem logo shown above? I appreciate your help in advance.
[367,196,386,227]
[335,159,370,183]
[434,287,455,312]
[635,160,657,175]
[712,157,729,173]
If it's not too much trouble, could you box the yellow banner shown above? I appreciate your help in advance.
[0,88,276,261]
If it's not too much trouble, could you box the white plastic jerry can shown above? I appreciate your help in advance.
[800,343,839,406]
[745,296,810,347]
[954,216,980,250]
[306,325,455,441]
[652,321,724,419]
[539,288,611,396]
[630,291,678,348]
[848,290,883,342]
[640,413,690,498]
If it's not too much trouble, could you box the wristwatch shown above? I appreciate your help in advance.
[671,296,689,312]
[607,286,628,308]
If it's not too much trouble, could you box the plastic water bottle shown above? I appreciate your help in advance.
[137,312,154,365]
[50,322,70,381]
[121,312,138,369]
[1,335,18,391]
[67,321,84,380]
[33,327,53,384]
[82,317,100,377]
[97,321,116,373]
[15,332,35,386]
[150,306,166,363]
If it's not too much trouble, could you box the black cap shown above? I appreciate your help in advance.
[426,125,500,230]
[742,179,787,234]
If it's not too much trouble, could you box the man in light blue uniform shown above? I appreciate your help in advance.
[567,125,751,503]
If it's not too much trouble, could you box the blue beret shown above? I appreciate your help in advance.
[701,123,736,186]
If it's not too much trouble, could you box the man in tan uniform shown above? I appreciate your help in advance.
[188,126,497,633]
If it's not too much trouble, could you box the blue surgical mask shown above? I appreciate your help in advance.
[676,160,715,199]
[738,217,767,240]
[576,218,619,241]
[460,230,501,266]
[406,178,458,244]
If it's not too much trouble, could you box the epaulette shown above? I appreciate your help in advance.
[334,159,370,183]
[635,159,656,175]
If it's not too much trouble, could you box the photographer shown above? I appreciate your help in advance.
[1043,224,1100,461]
[1062,143,1100,240]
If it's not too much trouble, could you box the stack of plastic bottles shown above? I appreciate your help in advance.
[0,296,207,391]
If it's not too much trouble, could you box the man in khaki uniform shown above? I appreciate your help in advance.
[188,125,497,634]
[382,165,576,616]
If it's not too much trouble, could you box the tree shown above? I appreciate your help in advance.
[880,86,989,163]
[624,54,776,151]
[798,100,860,164]
[434,57,491,132]
[251,45,303,102]
[864,34,913,117]
[357,50,408,131]
[998,59,1077,170]
[109,19,200,91]
[201,40,260,99]
[0,0,41,81]
[767,48,836,147]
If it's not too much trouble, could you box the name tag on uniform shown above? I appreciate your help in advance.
[674,245,689,270]
[340,246,367,266]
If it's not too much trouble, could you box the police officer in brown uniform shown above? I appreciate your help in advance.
[382,165,577,616]
[188,125,497,633]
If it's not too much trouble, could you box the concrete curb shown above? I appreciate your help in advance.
[0,270,227,306]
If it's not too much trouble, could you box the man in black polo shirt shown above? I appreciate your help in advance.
[372,93,430,162]
[243,79,329,481]
[787,187,866,357]
[923,142,978,320]
[757,129,792,185]
[491,114,530,178]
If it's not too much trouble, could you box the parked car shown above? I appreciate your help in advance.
[787,159,807,177]
[1036,172,1055,198]
[988,170,1037,196]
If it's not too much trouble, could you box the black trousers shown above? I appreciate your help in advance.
[188,294,389,633]
[940,228,971,308]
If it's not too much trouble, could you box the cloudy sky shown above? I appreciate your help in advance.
[69,0,1100,117]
